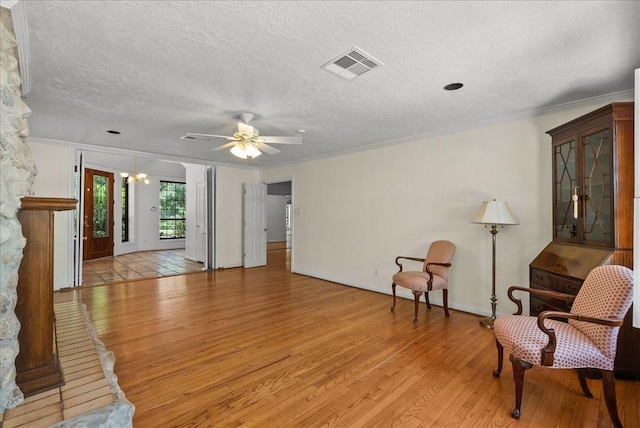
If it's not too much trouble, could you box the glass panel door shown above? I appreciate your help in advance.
[554,140,577,241]
[582,128,612,245]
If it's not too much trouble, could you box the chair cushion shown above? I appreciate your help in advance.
[424,240,456,280]
[569,265,634,360]
[494,315,615,370]
[393,271,447,292]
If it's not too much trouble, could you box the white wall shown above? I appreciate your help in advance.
[260,98,633,317]
[29,140,74,289]
[216,166,260,268]
[267,195,287,242]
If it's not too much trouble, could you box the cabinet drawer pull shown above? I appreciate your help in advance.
[565,283,577,293]
[536,274,544,281]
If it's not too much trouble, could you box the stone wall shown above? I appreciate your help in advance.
[0,7,37,412]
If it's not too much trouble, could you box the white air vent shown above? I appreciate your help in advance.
[321,47,383,81]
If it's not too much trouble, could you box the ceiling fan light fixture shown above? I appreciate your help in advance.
[245,144,261,158]
[230,144,248,159]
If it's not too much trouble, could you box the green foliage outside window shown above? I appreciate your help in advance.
[159,181,186,239]
[122,178,129,242]
[93,175,108,238]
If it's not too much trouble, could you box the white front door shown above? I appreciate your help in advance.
[243,182,267,268]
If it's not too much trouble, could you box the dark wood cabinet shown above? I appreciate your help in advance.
[531,102,639,378]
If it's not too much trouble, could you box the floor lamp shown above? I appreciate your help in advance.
[472,199,518,329]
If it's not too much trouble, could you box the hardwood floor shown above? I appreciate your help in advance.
[61,249,639,427]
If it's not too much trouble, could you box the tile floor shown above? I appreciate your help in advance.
[1,301,118,427]
[82,249,204,286]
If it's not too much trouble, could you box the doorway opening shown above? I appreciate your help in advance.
[266,180,292,271]
[74,151,214,287]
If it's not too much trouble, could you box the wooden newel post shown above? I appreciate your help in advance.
[15,197,77,396]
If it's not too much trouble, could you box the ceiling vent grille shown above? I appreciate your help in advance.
[321,47,383,81]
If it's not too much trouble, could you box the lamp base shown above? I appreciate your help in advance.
[479,316,495,329]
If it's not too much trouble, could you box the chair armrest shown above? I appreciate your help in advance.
[536,310,624,366]
[506,286,576,315]
[424,262,451,285]
[425,262,451,268]
[395,256,425,272]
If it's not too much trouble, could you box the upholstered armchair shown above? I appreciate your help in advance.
[493,265,634,428]
[391,240,456,323]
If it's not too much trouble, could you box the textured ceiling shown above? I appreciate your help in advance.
[19,1,640,168]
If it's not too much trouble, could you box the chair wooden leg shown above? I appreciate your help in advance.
[601,370,623,428]
[412,291,420,324]
[509,354,532,420]
[391,283,396,312]
[576,369,593,398]
[424,292,431,309]
[493,339,503,377]
[442,289,449,317]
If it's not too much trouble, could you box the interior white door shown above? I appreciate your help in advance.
[196,181,207,263]
[243,182,267,268]
[74,150,85,286]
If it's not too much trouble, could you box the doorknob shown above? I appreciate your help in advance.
[83,236,88,240]
[264,228,267,231]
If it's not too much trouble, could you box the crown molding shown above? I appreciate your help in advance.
[4,0,30,96]
[0,1,19,10]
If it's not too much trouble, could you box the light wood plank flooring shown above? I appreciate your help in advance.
[61,249,639,427]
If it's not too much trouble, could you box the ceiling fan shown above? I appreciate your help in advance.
[181,113,303,159]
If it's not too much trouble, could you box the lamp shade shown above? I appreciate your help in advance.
[472,200,518,225]
[230,144,248,159]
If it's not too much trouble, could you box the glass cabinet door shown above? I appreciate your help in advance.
[581,128,612,245]
[553,139,578,241]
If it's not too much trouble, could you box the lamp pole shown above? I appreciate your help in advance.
[472,199,517,329]
[480,224,498,328]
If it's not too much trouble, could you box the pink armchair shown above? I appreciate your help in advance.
[391,240,456,323]
[493,265,634,427]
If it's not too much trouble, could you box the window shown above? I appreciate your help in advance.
[159,181,186,239]
[122,178,129,242]
[92,174,109,238]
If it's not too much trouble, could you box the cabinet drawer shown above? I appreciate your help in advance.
[530,284,574,315]
[530,296,565,317]
[530,268,582,295]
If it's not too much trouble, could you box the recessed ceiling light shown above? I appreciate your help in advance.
[107,130,121,134]
[444,83,464,91]
[297,130,306,133]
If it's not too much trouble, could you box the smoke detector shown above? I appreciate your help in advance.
[321,47,383,81]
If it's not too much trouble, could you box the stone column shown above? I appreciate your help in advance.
[0,8,37,412]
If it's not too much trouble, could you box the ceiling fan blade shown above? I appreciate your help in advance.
[182,133,236,141]
[237,122,255,136]
[255,142,280,155]
[211,142,238,151]
[258,136,303,145]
